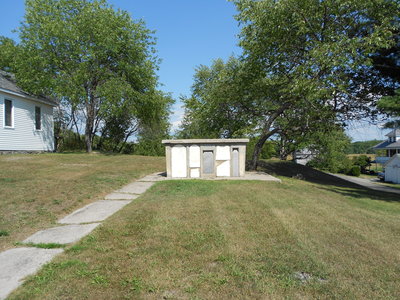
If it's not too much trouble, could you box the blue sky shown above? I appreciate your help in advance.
[0,0,389,141]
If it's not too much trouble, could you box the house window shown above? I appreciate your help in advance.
[4,99,12,127]
[35,106,41,130]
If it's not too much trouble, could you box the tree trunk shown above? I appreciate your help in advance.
[70,108,81,143]
[117,129,135,153]
[249,134,269,170]
[85,92,96,153]
[85,127,92,152]
[249,104,290,170]
[280,141,288,160]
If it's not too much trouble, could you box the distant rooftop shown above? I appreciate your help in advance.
[0,70,57,106]
[385,129,400,137]
[373,139,400,149]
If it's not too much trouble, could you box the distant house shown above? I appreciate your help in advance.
[373,129,400,164]
[293,148,317,165]
[384,154,400,184]
[373,128,400,184]
[0,71,57,152]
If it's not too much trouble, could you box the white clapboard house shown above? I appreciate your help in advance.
[0,71,57,152]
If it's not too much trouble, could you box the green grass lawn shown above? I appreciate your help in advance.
[8,161,400,299]
[0,153,164,251]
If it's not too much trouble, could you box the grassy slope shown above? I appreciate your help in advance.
[9,161,400,299]
[0,153,164,250]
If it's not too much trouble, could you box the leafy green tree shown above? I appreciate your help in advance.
[179,57,253,139]
[179,56,339,165]
[378,90,400,126]
[367,32,400,127]
[134,92,173,156]
[180,0,398,169]
[100,90,172,154]
[15,0,161,152]
[306,128,352,173]
[0,36,18,72]
[230,0,399,169]
[352,155,372,174]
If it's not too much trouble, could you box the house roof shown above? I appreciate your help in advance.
[373,139,400,149]
[385,129,400,137]
[0,70,57,106]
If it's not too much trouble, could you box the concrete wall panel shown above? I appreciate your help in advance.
[190,168,200,178]
[217,160,230,177]
[216,146,230,160]
[189,145,200,167]
[171,145,187,178]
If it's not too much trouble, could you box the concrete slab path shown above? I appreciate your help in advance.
[58,200,131,224]
[0,247,63,300]
[331,173,400,195]
[23,223,101,245]
[115,181,155,194]
[105,192,139,200]
[137,172,167,182]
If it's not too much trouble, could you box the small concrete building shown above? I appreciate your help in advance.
[162,139,249,178]
[384,154,400,184]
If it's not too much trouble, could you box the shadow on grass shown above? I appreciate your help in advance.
[257,160,399,203]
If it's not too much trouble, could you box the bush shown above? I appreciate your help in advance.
[56,130,85,152]
[307,155,353,174]
[346,165,361,177]
[352,155,371,174]
[133,138,165,156]
[304,128,352,173]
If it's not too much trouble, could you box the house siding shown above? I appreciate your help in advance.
[385,155,400,184]
[0,91,54,151]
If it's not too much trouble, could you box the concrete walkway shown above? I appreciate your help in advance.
[331,173,400,195]
[0,248,63,300]
[0,173,163,300]
[148,171,282,182]
[0,171,280,299]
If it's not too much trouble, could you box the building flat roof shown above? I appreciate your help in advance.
[162,139,249,145]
